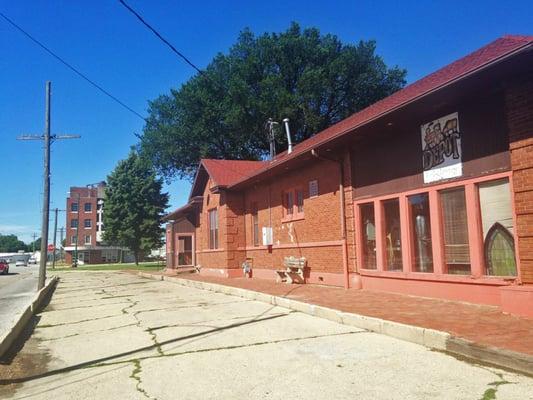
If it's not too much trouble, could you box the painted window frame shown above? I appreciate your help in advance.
[84,219,92,229]
[354,171,519,283]
[70,219,78,228]
[84,203,92,212]
[71,202,78,212]
[282,187,305,222]
[71,235,77,245]
[208,208,219,250]
[84,234,91,245]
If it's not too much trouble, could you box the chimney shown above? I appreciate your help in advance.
[283,118,293,154]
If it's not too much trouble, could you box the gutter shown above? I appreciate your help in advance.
[311,149,350,289]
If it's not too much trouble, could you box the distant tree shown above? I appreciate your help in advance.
[26,237,41,253]
[140,22,406,180]
[103,150,169,264]
[0,234,27,252]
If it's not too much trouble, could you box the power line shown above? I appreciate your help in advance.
[118,0,204,76]
[0,11,146,122]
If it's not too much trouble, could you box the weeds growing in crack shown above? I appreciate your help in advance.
[479,371,512,400]
[129,360,156,399]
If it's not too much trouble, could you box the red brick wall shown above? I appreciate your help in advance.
[66,187,98,247]
[507,72,533,283]
[241,158,345,274]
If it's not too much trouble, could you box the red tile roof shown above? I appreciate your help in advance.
[201,159,267,187]
[227,35,533,189]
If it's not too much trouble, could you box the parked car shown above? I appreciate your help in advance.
[28,257,37,265]
[0,260,9,275]
[15,260,27,267]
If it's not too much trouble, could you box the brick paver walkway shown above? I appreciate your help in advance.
[140,270,533,356]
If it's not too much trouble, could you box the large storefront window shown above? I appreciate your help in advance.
[478,178,516,276]
[360,203,377,269]
[408,193,433,273]
[383,199,402,271]
[440,188,471,275]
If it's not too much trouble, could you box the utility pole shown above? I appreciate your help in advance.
[31,232,38,253]
[17,81,80,290]
[58,227,65,262]
[51,208,65,269]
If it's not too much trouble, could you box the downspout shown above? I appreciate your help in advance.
[311,149,350,289]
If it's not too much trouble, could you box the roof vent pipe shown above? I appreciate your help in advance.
[283,118,293,154]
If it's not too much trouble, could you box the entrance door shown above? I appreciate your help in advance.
[176,235,193,266]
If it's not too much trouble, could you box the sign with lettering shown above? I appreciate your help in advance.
[421,112,462,183]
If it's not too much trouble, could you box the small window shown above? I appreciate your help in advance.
[71,219,78,228]
[84,203,92,212]
[284,192,294,216]
[85,235,91,244]
[296,189,304,214]
[252,203,259,246]
[71,202,78,212]
[208,209,218,249]
[309,180,319,198]
[71,235,77,245]
[84,219,92,228]
[360,203,377,270]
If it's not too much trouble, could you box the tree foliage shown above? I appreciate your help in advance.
[103,150,169,264]
[140,22,406,180]
[0,234,28,252]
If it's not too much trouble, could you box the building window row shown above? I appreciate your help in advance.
[357,176,516,277]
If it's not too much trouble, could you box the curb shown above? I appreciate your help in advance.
[138,272,533,376]
[0,276,59,359]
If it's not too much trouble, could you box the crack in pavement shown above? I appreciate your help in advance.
[39,323,139,342]
[478,369,515,400]
[129,359,157,400]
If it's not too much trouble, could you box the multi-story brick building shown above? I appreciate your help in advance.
[165,35,533,317]
[64,182,133,264]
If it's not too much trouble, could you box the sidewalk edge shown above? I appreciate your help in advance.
[138,272,533,376]
[0,276,59,359]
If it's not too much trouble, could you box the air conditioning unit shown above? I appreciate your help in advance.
[262,227,273,246]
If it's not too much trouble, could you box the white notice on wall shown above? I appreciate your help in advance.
[421,112,462,183]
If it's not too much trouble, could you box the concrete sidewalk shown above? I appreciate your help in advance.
[139,271,533,361]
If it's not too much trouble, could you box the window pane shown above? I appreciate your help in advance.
[479,179,516,276]
[383,199,402,271]
[441,188,470,274]
[71,202,78,212]
[408,194,433,273]
[71,219,78,228]
[252,204,259,246]
[360,203,377,270]
[84,203,92,212]
[285,192,293,215]
[296,190,304,213]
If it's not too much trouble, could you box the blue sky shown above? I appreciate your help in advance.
[0,0,531,243]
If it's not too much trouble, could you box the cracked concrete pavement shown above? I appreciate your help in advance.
[0,271,532,400]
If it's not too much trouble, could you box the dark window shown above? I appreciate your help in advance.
[284,192,294,216]
[71,235,77,244]
[383,198,402,271]
[408,193,433,273]
[208,209,218,249]
[84,219,92,228]
[71,219,78,228]
[296,189,304,214]
[71,202,78,212]
[84,203,92,212]
[252,203,259,246]
[360,203,377,270]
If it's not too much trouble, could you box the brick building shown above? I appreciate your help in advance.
[64,182,133,264]
[165,35,533,317]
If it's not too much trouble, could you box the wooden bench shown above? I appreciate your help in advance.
[275,256,306,284]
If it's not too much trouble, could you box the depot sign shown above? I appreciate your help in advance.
[421,112,462,183]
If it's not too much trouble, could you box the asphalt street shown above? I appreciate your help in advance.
[0,271,532,400]
[0,263,39,337]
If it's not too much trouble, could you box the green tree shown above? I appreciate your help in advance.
[103,150,169,264]
[140,22,406,180]
[0,234,27,252]
[27,237,41,253]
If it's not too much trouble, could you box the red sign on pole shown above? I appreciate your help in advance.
[47,244,55,252]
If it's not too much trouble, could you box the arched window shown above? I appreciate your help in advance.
[484,222,516,276]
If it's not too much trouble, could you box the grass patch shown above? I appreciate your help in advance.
[51,262,164,272]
